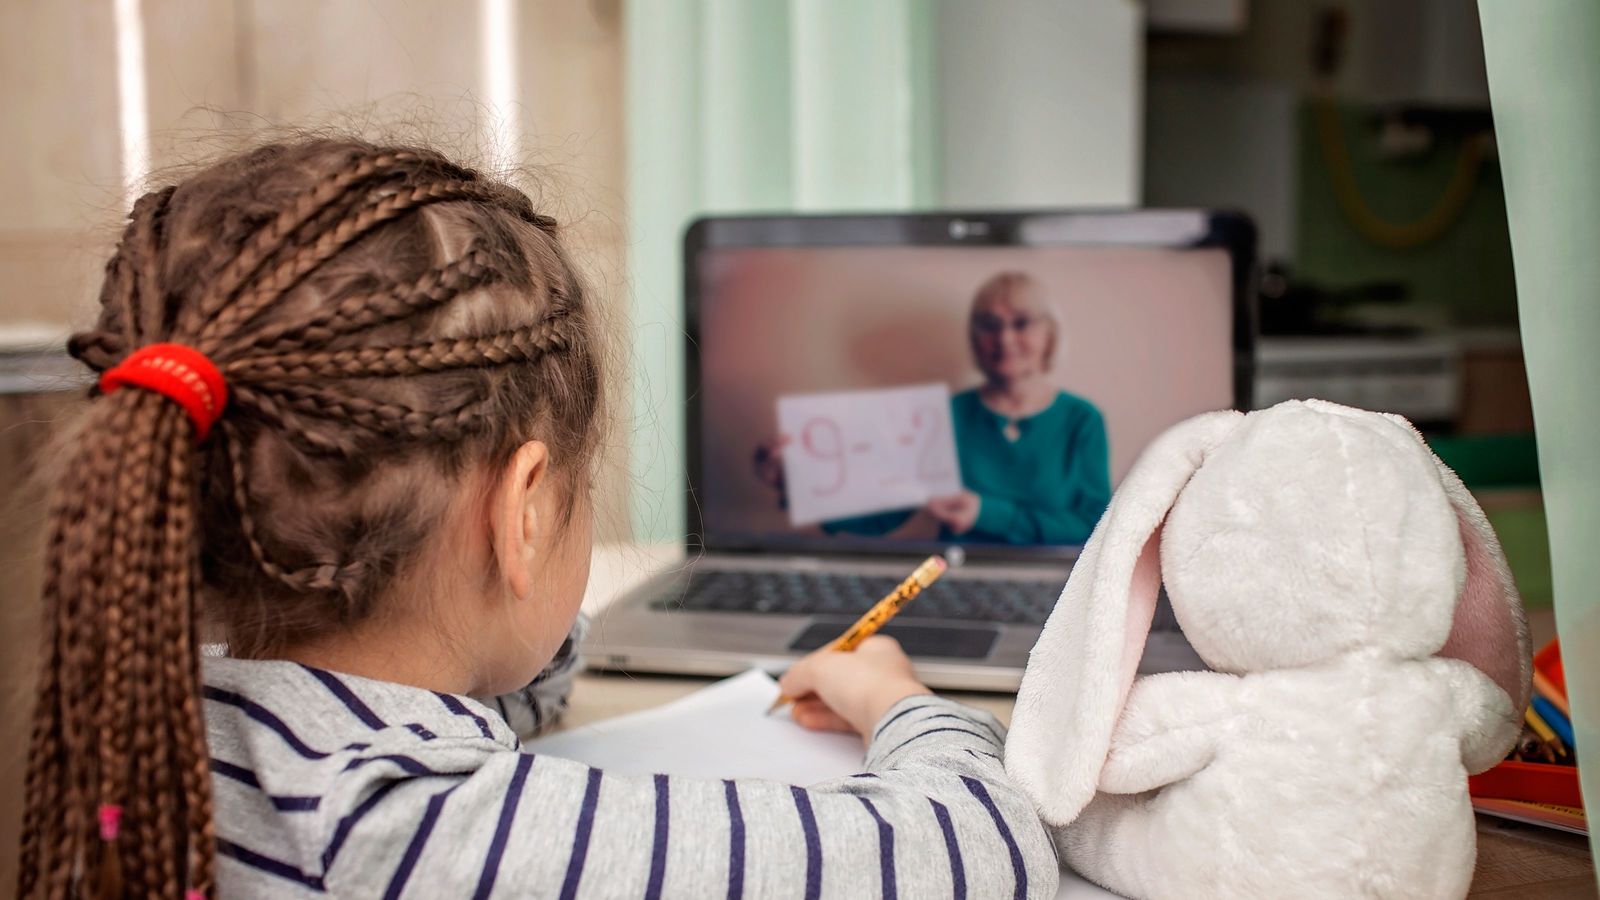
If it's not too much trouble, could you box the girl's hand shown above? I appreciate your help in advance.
[778,636,932,736]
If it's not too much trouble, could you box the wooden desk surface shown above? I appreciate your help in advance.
[573,545,1596,898]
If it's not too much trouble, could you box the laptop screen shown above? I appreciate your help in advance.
[691,222,1244,559]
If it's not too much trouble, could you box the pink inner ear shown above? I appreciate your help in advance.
[1117,531,1163,709]
[1438,518,1526,707]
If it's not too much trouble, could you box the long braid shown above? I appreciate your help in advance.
[17,512,69,898]
[61,399,130,896]
[198,180,504,346]
[181,150,417,333]
[161,423,214,898]
[233,240,501,356]
[95,393,164,898]
[244,382,495,446]
[127,188,176,340]
[130,403,180,896]
[95,192,178,895]
[227,313,569,381]
[22,139,599,899]
[139,405,189,897]
[219,420,365,599]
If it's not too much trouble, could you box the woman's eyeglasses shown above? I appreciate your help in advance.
[971,314,1043,336]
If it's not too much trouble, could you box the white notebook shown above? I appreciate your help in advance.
[526,670,1117,899]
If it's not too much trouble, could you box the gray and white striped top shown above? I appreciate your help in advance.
[203,651,1059,898]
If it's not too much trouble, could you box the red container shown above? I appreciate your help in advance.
[1470,760,1583,808]
[1535,639,1565,695]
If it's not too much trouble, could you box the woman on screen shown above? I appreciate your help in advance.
[756,271,1112,545]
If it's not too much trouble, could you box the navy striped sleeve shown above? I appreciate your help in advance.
[558,768,604,900]
[723,780,746,900]
[856,796,897,900]
[323,781,407,872]
[301,665,387,730]
[930,798,966,900]
[885,726,995,759]
[644,774,671,900]
[872,702,941,740]
[204,687,330,760]
[962,776,1028,900]
[218,838,326,892]
[381,784,458,900]
[435,692,496,740]
[472,753,535,900]
[790,786,822,900]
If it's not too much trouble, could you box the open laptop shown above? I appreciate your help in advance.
[585,210,1256,691]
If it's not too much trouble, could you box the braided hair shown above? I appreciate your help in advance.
[19,140,603,899]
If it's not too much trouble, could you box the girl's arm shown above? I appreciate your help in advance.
[322,696,1059,899]
[478,615,587,740]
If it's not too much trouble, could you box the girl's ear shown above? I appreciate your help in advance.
[491,440,551,602]
[1005,410,1243,827]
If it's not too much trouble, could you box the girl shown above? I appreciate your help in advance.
[20,140,1058,898]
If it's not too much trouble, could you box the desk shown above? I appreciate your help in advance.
[570,544,1596,898]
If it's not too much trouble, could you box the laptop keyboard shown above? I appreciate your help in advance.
[649,569,1065,626]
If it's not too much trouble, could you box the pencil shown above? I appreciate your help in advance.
[767,555,948,715]
[1525,707,1568,758]
[1531,695,1576,750]
[1532,669,1570,718]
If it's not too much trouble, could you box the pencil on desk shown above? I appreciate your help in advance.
[1531,695,1576,750]
[767,554,948,715]
[1525,706,1568,758]
[1532,669,1570,719]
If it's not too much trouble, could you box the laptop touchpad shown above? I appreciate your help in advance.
[787,619,999,660]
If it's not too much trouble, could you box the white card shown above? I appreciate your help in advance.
[525,670,866,784]
[777,383,963,527]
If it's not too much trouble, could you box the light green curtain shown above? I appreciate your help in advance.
[624,0,938,541]
[1478,0,1600,866]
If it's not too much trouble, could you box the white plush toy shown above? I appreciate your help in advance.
[1005,399,1531,900]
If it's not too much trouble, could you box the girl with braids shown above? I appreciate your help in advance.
[20,139,1057,899]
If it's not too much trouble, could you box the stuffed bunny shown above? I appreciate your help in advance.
[1005,399,1531,900]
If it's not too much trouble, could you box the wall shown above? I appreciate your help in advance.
[0,4,123,329]
[0,2,627,888]
[1143,0,1513,333]
[1294,103,1517,329]
[0,0,627,533]
[935,0,1143,207]
[625,0,1148,541]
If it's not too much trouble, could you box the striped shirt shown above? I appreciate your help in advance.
[203,653,1058,898]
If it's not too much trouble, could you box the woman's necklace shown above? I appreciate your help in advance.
[983,383,1050,443]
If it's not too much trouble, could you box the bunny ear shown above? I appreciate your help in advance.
[1431,457,1533,714]
[1006,410,1244,826]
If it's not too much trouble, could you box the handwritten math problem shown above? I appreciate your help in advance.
[777,384,963,526]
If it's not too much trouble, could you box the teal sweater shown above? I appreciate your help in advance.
[825,389,1111,546]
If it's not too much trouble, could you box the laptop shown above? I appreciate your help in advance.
[585,209,1256,691]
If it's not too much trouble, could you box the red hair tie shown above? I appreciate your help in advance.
[99,343,229,441]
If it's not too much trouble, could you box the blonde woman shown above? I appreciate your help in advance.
[758,271,1111,545]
